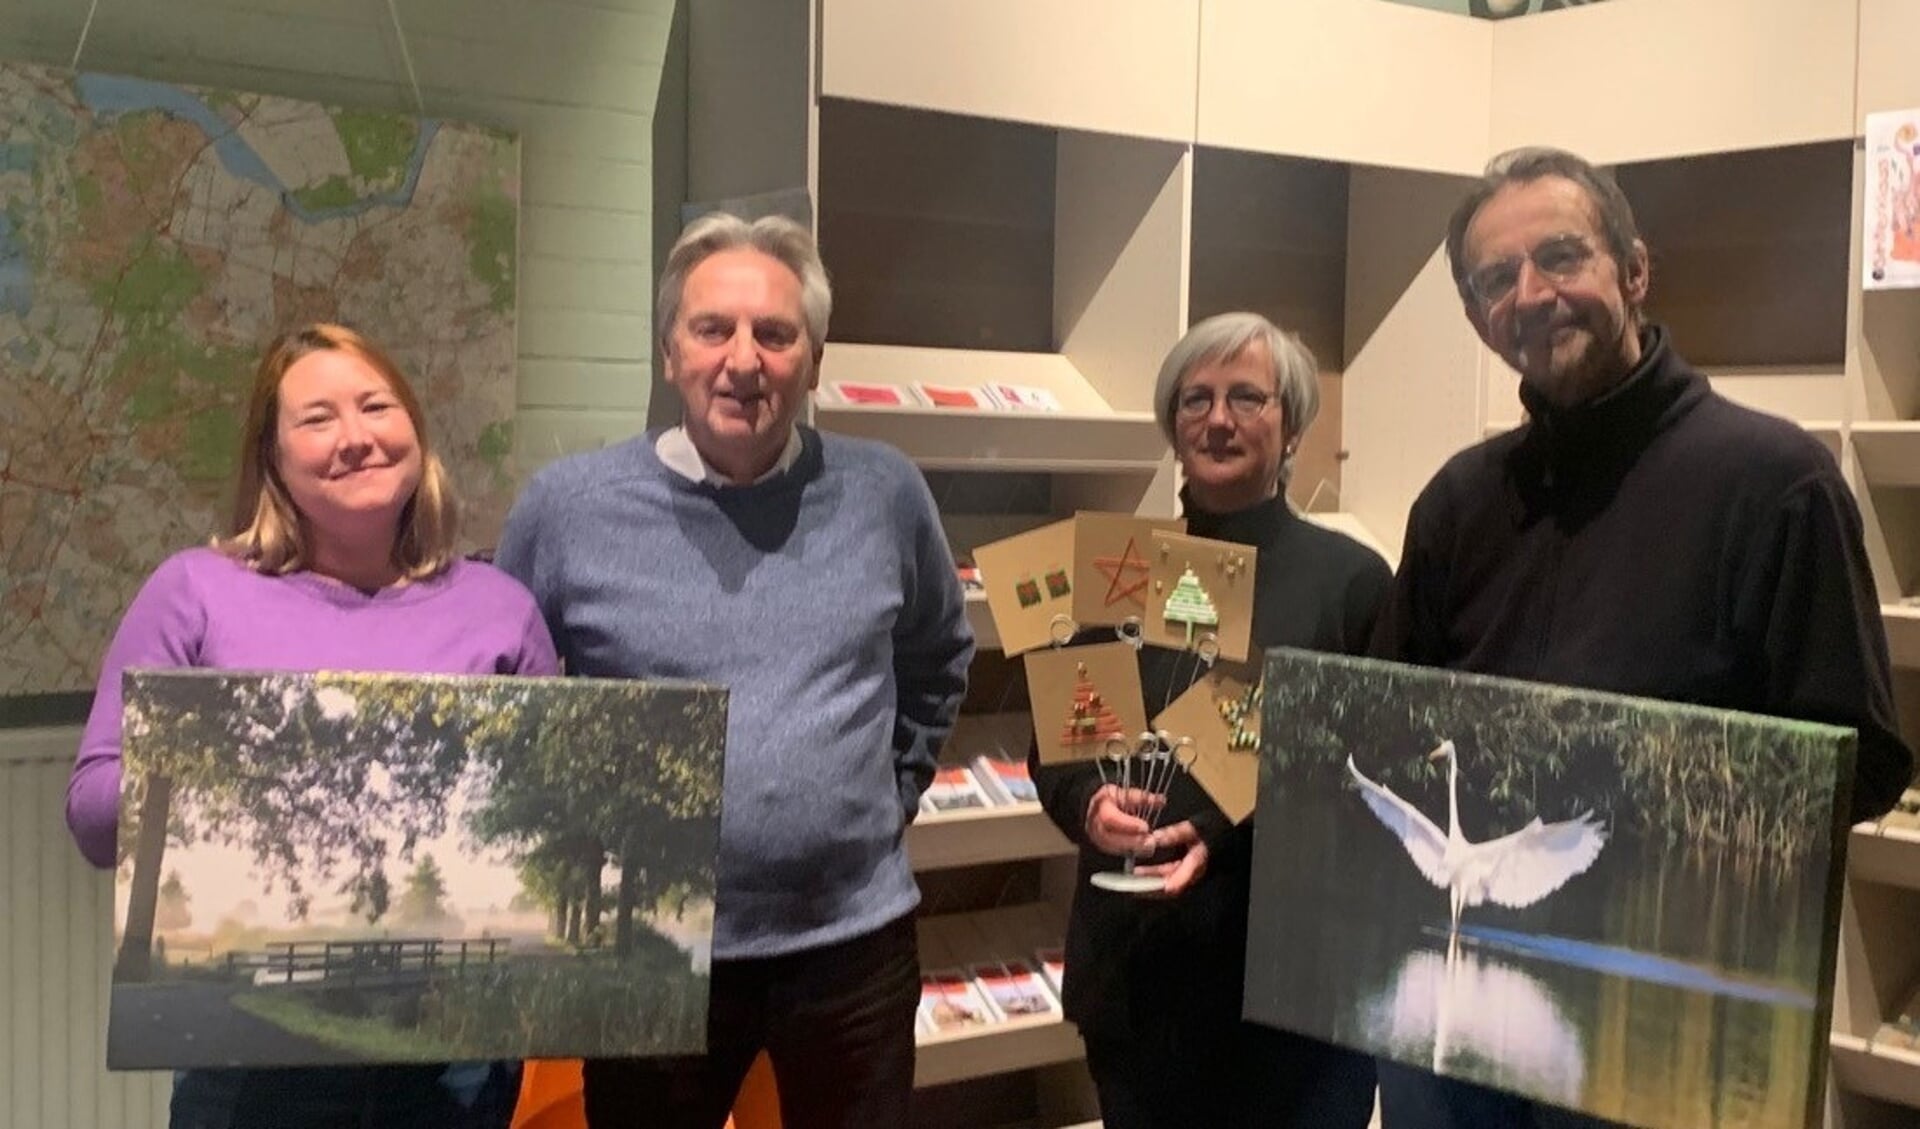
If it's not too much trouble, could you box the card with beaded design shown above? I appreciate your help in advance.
[1151,663,1260,824]
[1069,512,1186,630]
[1143,531,1257,661]
[1024,641,1149,766]
[974,519,1078,656]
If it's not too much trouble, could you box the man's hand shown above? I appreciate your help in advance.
[1136,820,1210,896]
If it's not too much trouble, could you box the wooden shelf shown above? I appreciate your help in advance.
[914,905,1081,1086]
[1849,818,1920,890]
[813,351,1164,473]
[916,1011,1085,1088]
[1881,606,1920,672]
[909,804,1072,872]
[820,0,1199,144]
[965,591,999,651]
[1855,425,1920,489]
[1831,1033,1920,1112]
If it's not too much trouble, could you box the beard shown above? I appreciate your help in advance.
[1510,314,1641,410]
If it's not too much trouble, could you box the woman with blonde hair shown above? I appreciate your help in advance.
[68,323,558,1129]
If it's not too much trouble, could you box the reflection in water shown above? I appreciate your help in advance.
[1362,944,1584,1104]
[1248,799,1832,1127]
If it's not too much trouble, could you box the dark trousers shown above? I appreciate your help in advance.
[1086,1022,1375,1129]
[169,1063,517,1129]
[1377,1063,1619,1129]
[583,914,919,1129]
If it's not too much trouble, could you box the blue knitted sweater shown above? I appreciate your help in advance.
[496,426,973,958]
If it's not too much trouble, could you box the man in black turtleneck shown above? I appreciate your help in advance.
[1370,146,1913,1129]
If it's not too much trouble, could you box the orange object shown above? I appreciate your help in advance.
[512,1055,781,1129]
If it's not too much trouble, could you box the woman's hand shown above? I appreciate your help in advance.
[1136,820,1210,896]
[1083,785,1161,856]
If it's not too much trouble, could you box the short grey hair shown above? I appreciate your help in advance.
[1444,146,1645,314]
[655,212,832,352]
[1153,312,1320,486]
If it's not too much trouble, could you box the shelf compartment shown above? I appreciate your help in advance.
[916,1012,1086,1088]
[1614,142,1853,370]
[1489,0,1856,164]
[820,0,1199,144]
[1830,1035,1920,1113]
[1848,820,1920,891]
[1855,425,1920,489]
[909,806,1072,873]
[814,344,1164,473]
[1198,0,1491,175]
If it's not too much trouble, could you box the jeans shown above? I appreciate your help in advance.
[169,1062,518,1129]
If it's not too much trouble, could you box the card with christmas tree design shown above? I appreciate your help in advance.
[974,519,1079,656]
[1152,664,1261,823]
[1069,512,1185,630]
[1143,531,1257,661]
[1024,641,1149,766]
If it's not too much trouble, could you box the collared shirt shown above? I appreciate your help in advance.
[655,426,803,486]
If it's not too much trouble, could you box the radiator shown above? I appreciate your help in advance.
[2,726,169,1129]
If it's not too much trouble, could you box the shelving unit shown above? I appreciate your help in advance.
[683,2,1919,1125]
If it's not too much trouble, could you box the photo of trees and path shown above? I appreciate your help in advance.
[110,669,726,1069]
[1245,648,1853,1129]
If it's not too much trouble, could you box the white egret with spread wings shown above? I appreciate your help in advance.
[1348,740,1607,935]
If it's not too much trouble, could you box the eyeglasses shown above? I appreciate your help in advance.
[1175,386,1273,423]
[1465,233,1597,308]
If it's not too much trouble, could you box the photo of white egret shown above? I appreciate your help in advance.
[1245,649,1853,1129]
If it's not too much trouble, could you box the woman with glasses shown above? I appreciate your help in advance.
[1032,312,1391,1128]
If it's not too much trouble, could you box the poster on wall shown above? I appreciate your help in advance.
[1245,648,1853,1129]
[110,670,726,1069]
[1865,108,1920,290]
[0,63,521,701]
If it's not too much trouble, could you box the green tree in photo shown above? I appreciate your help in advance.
[156,869,193,932]
[116,671,531,981]
[469,684,725,958]
[394,854,460,929]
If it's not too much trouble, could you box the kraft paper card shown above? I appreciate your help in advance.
[1070,511,1186,630]
[1144,531,1257,662]
[1024,641,1149,766]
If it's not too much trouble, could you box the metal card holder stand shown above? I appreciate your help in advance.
[1089,728,1197,894]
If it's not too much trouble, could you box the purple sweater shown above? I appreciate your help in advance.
[68,547,559,868]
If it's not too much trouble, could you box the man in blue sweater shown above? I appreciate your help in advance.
[496,212,974,1128]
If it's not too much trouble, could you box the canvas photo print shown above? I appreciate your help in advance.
[110,669,726,1070]
[1245,649,1854,1129]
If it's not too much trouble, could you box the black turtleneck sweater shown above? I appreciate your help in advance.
[1032,491,1390,1039]
[1373,325,1911,823]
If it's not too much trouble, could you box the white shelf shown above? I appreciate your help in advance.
[965,591,999,652]
[1831,1034,1920,1113]
[1849,818,1920,890]
[916,1011,1085,1088]
[1854,425,1920,489]
[1881,606,1920,672]
[914,904,1082,1086]
[909,804,1072,872]
[820,0,1199,144]
[814,344,1164,471]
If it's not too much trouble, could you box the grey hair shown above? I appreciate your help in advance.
[1443,146,1645,314]
[655,212,832,352]
[1153,311,1320,486]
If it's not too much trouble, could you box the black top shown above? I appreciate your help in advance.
[1032,491,1391,1038]
[1373,325,1912,822]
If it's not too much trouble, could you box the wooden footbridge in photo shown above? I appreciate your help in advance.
[228,937,511,991]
